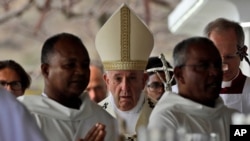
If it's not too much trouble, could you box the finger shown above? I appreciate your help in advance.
[89,123,105,140]
[84,123,100,140]
[94,129,106,141]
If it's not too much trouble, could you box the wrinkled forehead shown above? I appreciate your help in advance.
[107,70,144,76]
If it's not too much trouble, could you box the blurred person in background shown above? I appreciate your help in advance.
[86,60,107,103]
[0,87,47,141]
[205,18,250,113]
[0,60,31,97]
[145,56,175,101]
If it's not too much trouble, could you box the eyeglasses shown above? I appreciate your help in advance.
[147,82,164,92]
[0,81,22,91]
[181,62,222,72]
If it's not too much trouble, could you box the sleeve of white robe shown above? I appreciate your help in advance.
[0,88,47,141]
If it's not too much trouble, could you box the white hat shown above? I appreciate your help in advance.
[95,3,154,70]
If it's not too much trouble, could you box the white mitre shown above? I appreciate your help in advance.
[95,3,154,70]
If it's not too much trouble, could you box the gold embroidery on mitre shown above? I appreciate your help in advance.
[121,6,130,61]
[103,61,147,70]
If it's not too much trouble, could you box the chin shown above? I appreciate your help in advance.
[119,103,134,111]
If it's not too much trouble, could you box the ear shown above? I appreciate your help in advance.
[103,73,109,85]
[41,63,49,78]
[174,67,185,84]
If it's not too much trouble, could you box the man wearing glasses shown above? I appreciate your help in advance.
[0,60,31,97]
[145,57,175,101]
[148,37,237,141]
[205,18,250,114]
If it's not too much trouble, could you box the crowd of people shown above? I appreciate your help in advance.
[0,3,249,141]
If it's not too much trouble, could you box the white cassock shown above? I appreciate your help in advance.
[99,92,155,141]
[0,88,47,141]
[148,91,238,141]
[220,70,250,114]
[18,93,118,141]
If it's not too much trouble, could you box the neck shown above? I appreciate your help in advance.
[44,89,82,109]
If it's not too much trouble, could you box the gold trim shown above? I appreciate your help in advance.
[121,6,130,61]
[103,61,147,70]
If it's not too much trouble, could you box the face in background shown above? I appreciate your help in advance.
[0,68,23,97]
[86,65,107,103]
[175,42,223,107]
[146,72,165,101]
[42,38,90,104]
[209,28,241,81]
[104,70,147,111]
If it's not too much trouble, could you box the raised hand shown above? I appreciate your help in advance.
[77,123,106,141]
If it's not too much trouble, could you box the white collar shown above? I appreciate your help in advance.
[109,91,145,114]
[221,70,239,88]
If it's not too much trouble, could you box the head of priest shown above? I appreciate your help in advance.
[95,4,154,111]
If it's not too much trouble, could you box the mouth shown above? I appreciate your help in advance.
[207,82,220,89]
[119,96,132,101]
[70,80,85,87]
[120,96,131,99]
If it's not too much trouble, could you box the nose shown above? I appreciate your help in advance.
[76,64,89,75]
[222,63,229,71]
[208,64,222,76]
[121,78,129,91]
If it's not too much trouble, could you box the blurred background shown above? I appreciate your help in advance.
[0,0,249,94]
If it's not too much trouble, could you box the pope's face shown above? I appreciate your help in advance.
[104,70,147,111]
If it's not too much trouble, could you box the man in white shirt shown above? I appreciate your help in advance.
[148,37,238,141]
[18,33,118,141]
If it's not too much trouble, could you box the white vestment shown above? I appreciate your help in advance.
[99,92,155,141]
[148,91,238,141]
[172,71,250,114]
[18,93,118,141]
[0,88,46,141]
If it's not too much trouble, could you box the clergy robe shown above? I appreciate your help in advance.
[99,92,155,141]
[18,93,118,141]
[148,91,238,141]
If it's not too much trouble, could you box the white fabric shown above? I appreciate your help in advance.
[171,84,178,93]
[221,80,232,88]
[148,91,237,141]
[18,93,118,141]
[110,92,145,134]
[0,88,47,141]
[99,92,155,140]
[220,77,250,114]
[171,76,250,114]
